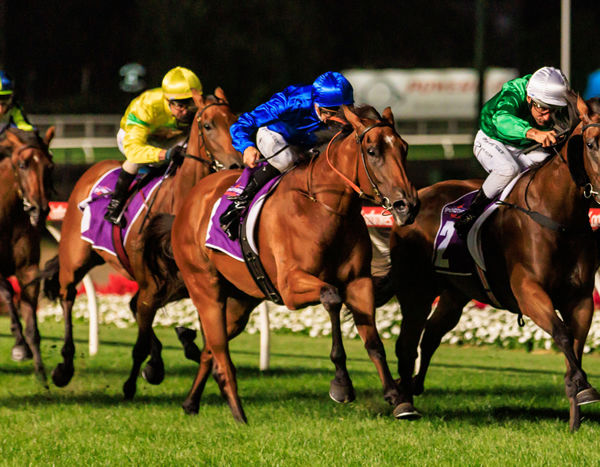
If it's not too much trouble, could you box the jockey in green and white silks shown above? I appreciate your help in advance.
[220,71,355,240]
[454,66,570,239]
[0,71,35,133]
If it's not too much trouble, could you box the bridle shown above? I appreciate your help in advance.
[323,117,397,212]
[186,100,231,172]
[581,122,600,200]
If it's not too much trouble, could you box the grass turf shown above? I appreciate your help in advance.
[1,316,599,465]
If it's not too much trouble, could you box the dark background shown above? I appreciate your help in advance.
[1,0,599,116]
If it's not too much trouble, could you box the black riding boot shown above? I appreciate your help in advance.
[220,164,281,240]
[454,188,492,240]
[104,170,136,225]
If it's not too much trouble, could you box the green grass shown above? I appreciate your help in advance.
[1,316,600,465]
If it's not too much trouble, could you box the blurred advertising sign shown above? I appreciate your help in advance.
[343,68,518,120]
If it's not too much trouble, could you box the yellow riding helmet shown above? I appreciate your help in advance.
[161,67,202,100]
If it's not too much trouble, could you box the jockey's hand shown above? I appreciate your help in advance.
[165,146,185,163]
[526,128,558,147]
[243,146,261,168]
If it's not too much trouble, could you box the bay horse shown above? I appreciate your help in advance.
[151,104,419,423]
[42,88,241,398]
[0,126,54,383]
[376,96,600,431]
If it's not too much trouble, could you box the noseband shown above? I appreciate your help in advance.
[191,100,230,171]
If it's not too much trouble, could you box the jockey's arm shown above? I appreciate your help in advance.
[10,107,34,131]
[122,124,163,164]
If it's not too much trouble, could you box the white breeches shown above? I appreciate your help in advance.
[256,127,302,172]
[473,130,551,198]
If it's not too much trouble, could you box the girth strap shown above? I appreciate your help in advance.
[239,217,283,305]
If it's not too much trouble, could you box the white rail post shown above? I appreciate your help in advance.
[259,302,270,371]
[45,223,99,356]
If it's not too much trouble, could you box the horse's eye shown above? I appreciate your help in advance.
[18,161,27,170]
[203,123,212,130]
[367,147,377,156]
[587,140,596,149]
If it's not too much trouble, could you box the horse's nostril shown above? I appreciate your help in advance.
[229,164,241,169]
[393,199,407,211]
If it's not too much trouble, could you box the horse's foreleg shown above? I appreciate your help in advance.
[512,275,592,431]
[413,290,468,395]
[52,288,77,388]
[129,292,164,386]
[561,296,600,411]
[321,285,355,403]
[0,276,30,361]
[16,267,46,385]
[344,277,412,418]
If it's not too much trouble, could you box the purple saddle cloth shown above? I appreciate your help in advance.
[205,164,281,261]
[432,190,480,274]
[79,168,164,256]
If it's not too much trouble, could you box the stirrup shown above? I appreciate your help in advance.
[104,201,125,226]
[454,214,476,240]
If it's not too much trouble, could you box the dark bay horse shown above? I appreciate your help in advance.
[151,105,419,423]
[0,126,54,382]
[42,89,241,397]
[376,96,600,431]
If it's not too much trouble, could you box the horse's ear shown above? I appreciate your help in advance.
[382,106,394,126]
[576,94,591,124]
[567,133,589,186]
[44,126,55,145]
[192,88,204,108]
[342,105,364,133]
[214,87,229,104]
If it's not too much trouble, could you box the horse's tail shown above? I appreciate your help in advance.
[142,213,184,301]
[39,255,61,301]
[373,272,396,308]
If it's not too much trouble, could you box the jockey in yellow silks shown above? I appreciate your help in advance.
[104,66,202,224]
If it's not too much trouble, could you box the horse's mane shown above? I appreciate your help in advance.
[339,104,382,135]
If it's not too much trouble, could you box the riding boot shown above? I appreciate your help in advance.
[220,164,281,240]
[104,170,136,225]
[454,188,492,240]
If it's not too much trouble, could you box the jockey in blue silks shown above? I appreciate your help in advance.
[220,71,354,239]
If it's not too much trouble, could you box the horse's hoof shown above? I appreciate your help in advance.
[182,399,199,415]
[142,363,165,385]
[329,379,356,404]
[393,402,422,420]
[576,387,600,406]
[11,344,32,362]
[123,380,136,400]
[51,363,73,387]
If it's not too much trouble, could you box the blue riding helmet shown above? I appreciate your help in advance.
[0,71,14,96]
[312,71,354,108]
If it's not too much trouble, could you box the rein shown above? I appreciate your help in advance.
[194,100,230,171]
[320,117,395,211]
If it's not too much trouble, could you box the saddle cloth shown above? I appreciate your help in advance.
[79,168,164,256]
[432,173,524,274]
[205,165,282,261]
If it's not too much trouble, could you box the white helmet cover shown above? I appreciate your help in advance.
[526,66,569,107]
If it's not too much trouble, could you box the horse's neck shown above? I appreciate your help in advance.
[169,158,211,214]
[515,152,587,221]
[290,135,361,217]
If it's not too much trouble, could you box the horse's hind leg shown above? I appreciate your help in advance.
[0,277,32,361]
[413,289,469,395]
[16,266,47,384]
[182,295,257,416]
[321,285,355,404]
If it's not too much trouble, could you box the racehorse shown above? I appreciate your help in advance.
[41,88,241,398]
[375,95,600,431]
[0,126,54,383]
[147,104,419,423]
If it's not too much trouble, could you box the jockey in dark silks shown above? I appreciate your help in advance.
[104,66,202,225]
[220,71,355,240]
[0,71,35,134]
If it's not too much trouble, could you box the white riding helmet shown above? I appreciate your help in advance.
[526,66,569,107]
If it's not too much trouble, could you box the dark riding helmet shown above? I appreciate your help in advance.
[0,71,14,97]
[313,71,354,108]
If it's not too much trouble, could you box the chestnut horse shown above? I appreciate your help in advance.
[42,89,241,398]
[376,96,600,431]
[153,105,419,423]
[0,126,54,383]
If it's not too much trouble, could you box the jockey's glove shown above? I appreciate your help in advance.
[165,146,185,163]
